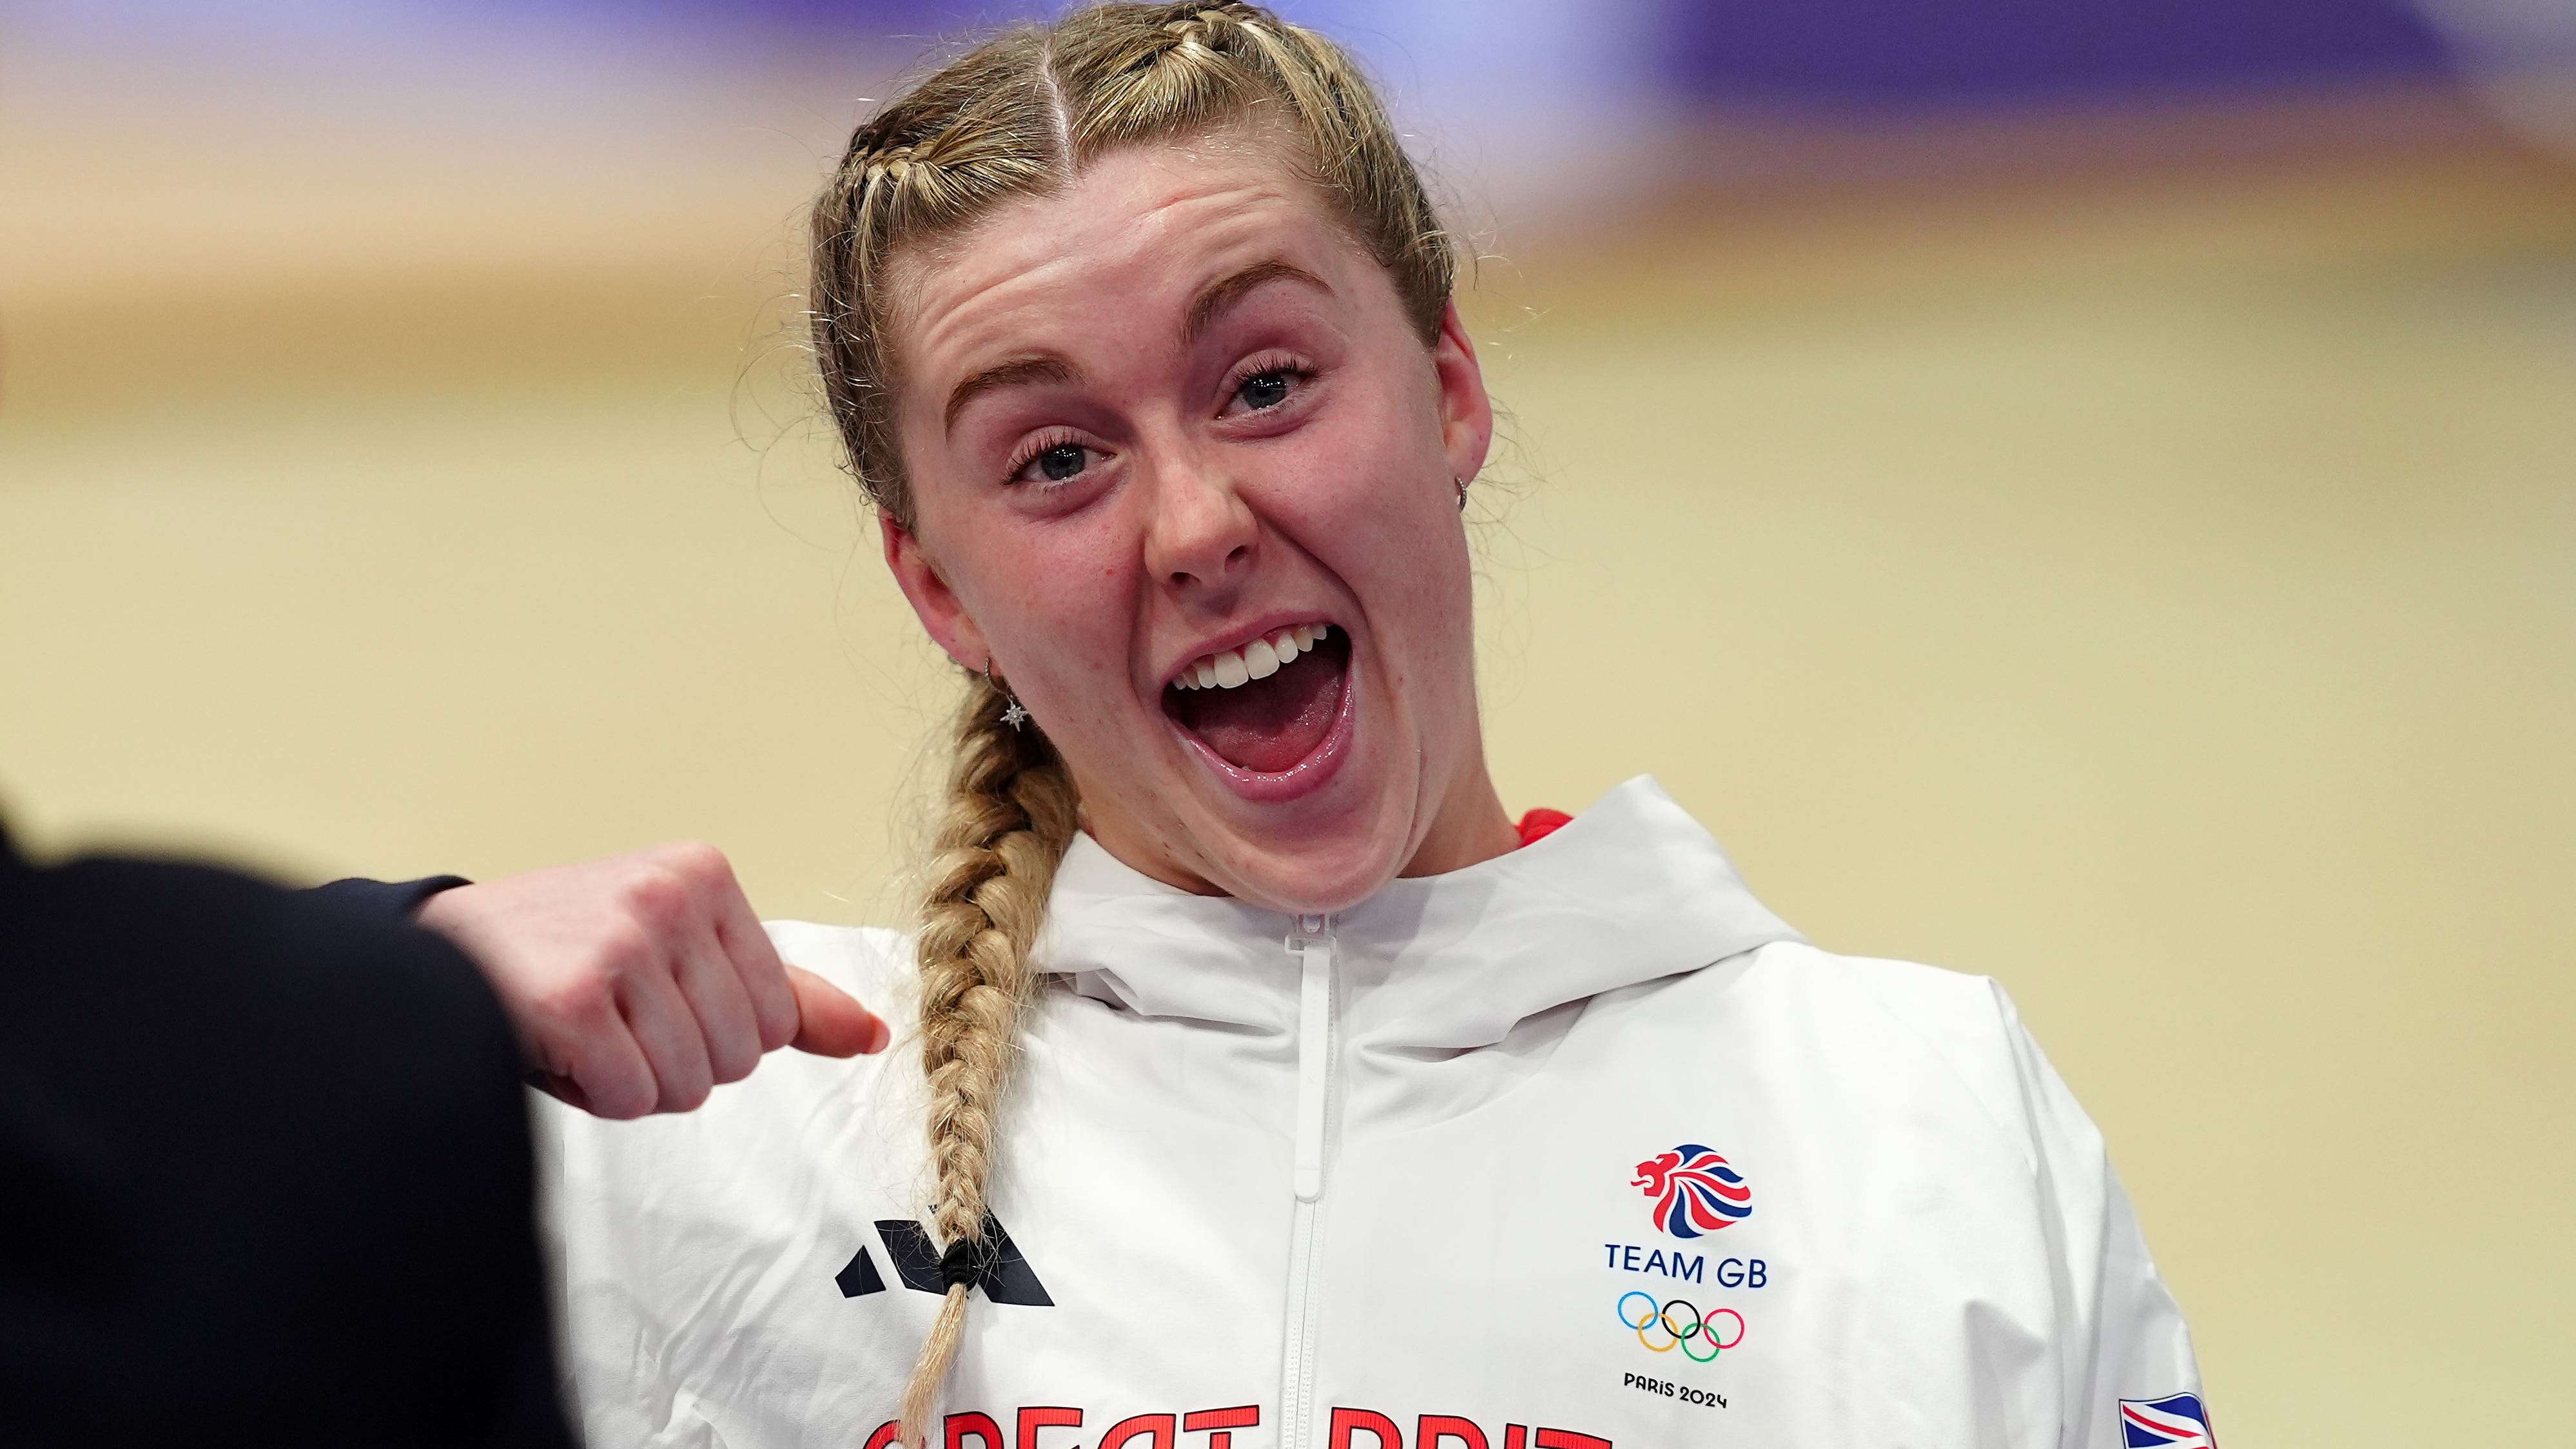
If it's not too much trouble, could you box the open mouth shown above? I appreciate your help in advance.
[1162,623,1352,776]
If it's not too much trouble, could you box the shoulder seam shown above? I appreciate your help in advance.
[1780,942,2042,1178]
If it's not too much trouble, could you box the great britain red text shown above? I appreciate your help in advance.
[858,1405,1613,1448]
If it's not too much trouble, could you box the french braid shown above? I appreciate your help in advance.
[804,6,1455,1438]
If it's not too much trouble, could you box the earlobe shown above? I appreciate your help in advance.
[1432,299,1495,486]
[879,513,990,670]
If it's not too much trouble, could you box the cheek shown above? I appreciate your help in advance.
[962,523,1140,707]
[1273,396,1469,630]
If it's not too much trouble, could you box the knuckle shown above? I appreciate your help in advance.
[620,871,692,932]
[532,976,615,1029]
[656,839,732,888]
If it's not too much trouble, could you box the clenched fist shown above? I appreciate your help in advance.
[418,842,887,1118]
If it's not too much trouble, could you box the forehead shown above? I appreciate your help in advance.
[890,135,1361,380]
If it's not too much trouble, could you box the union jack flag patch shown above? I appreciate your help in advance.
[2118,1393,2214,1447]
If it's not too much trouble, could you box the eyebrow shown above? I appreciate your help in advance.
[943,355,1081,436]
[1182,258,1333,345]
[938,261,1331,436]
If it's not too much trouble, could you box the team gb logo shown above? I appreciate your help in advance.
[1633,1143,1752,1238]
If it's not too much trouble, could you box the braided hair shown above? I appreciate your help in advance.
[901,675,1077,1438]
[805,6,1453,1438]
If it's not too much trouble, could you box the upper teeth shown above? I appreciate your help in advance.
[1173,623,1330,690]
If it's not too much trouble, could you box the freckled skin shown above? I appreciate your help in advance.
[877,134,1517,912]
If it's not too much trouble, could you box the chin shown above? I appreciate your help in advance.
[1180,765,1417,912]
[1201,826,1410,915]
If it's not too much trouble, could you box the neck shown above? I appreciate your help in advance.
[1400,754,1519,879]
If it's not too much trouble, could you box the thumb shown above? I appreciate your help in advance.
[786,964,890,1057]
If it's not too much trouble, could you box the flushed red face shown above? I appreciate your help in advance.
[878,131,1513,911]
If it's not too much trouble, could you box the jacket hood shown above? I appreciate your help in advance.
[1037,776,1804,1126]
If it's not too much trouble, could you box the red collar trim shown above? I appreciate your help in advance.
[1514,808,1573,848]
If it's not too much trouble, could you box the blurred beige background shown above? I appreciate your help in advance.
[5,7,2573,1445]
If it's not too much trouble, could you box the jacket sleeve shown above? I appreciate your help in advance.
[304,873,473,919]
[1,848,572,1447]
[1995,985,2212,1449]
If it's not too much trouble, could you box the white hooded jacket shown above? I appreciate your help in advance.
[541,777,2209,1449]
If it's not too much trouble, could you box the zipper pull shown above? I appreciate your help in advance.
[1287,913,1334,1202]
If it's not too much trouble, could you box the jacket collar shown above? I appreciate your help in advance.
[1039,775,1802,1056]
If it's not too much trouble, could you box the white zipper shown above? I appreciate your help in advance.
[1277,912,1336,1449]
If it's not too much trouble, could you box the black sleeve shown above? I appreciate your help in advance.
[0,848,573,1449]
[304,873,474,919]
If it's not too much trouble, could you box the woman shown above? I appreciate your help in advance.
[530,5,2208,1446]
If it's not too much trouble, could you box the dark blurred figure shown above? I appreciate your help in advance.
[0,819,572,1448]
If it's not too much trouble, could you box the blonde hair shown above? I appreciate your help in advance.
[805,5,1453,1436]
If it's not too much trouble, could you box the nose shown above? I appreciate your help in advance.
[1139,447,1258,597]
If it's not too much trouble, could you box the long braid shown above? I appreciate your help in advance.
[899,674,1078,1444]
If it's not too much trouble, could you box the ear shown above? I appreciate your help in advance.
[879,514,990,671]
[1431,299,1495,486]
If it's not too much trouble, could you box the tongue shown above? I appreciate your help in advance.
[1169,637,1347,773]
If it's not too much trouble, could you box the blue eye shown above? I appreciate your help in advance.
[1237,371,1293,410]
[1035,443,1086,481]
[1012,440,1095,486]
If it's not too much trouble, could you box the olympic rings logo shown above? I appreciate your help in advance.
[1617,1291,1745,1363]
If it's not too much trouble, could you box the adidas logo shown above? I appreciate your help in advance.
[836,1216,1051,1307]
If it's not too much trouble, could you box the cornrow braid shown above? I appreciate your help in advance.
[899,674,1078,1444]
[810,35,1064,529]
[803,6,1457,1437]
[1058,4,1451,345]
[1161,4,1242,44]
